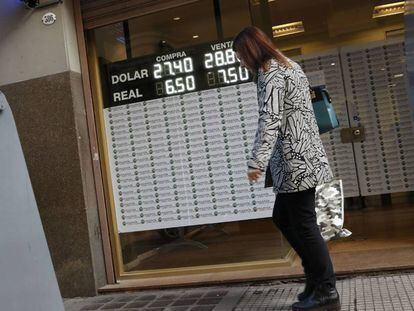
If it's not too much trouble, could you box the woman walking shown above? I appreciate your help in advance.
[233,26,340,311]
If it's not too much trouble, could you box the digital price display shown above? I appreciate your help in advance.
[103,40,252,107]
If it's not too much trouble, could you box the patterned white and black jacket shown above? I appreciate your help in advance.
[247,58,334,194]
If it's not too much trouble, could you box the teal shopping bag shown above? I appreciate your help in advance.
[310,86,340,134]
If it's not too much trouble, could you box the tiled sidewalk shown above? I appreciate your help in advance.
[64,272,414,311]
[64,287,246,311]
[235,273,414,310]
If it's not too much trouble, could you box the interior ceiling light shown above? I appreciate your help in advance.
[251,0,276,4]
[193,35,199,39]
[272,21,305,38]
[373,2,405,18]
[173,17,181,21]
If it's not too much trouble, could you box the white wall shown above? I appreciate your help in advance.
[0,0,80,86]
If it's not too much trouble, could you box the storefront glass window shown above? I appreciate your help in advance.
[87,0,414,279]
[88,0,291,276]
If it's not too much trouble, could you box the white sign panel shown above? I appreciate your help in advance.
[104,83,275,233]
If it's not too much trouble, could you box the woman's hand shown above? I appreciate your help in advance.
[247,168,263,183]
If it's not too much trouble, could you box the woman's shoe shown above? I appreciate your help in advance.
[297,280,316,301]
[292,284,340,311]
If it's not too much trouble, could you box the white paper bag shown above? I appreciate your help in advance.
[315,179,352,241]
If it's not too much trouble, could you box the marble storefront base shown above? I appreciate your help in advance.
[0,71,105,297]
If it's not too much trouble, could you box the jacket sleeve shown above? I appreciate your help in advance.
[247,69,285,171]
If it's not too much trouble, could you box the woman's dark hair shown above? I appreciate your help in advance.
[232,26,290,74]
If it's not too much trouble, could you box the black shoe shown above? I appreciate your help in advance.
[292,284,340,311]
[297,280,316,301]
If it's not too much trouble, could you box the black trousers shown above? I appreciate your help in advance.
[272,187,336,288]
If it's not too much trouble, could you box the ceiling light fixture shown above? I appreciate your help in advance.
[251,0,276,5]
[373,2,405,18]
[272,21,305,37]
[193,35,199,39]
[173,17,181,21]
